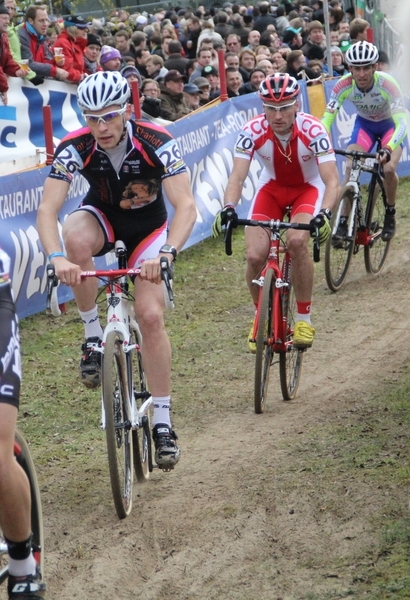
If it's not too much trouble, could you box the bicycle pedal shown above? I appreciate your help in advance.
[161,466,174,473]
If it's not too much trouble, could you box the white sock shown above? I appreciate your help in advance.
[78,307,103,339]
[152,396,171,427]
[8,554,37,577]
[296,313,312,325]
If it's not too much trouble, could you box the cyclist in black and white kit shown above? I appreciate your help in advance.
[0,248,46,599]
[37,71,197,470]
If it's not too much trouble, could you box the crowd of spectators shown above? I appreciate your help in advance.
[0,0,391,119]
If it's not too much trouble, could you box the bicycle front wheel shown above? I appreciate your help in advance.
[325,187,357,292]
[102,331,133,519]
[130,329,151,483]
[364,176,390,274]
[279,258,304,400]
[254,268,275,414]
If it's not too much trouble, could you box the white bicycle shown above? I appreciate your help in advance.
[47,241,174,519]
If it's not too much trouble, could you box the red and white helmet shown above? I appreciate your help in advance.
[345,41,379,66]
[258,73,300,103]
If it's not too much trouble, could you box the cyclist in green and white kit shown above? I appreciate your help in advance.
[322,41,407,241]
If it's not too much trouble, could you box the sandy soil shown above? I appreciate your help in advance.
[17,218,408,600]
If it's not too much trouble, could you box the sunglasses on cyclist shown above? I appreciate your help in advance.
[263,100,297,113]
[82,106,127,124]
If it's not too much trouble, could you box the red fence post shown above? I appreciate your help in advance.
[43,105,54,165]
[218,49,228,102]
[131,80,141,119]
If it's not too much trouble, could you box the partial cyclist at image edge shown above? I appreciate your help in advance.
[212,73,340,351]
[0,247,46,600]
[322,41,407,242]
[36,71,197,471]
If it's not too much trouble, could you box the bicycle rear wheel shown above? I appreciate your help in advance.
[130,329,151,482]
[102,331,133,519]
[279,257,304,400]
[254,268,274,414]
[325,187,357,292]
[364,176,390,274]
[0,430,44,585]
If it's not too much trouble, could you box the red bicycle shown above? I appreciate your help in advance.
[224,213,320,413]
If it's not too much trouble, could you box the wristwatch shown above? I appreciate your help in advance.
[159,244,177,259]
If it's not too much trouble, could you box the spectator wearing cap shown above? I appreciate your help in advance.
[188,46,214,82]
[253,2,276,34]
[339,38,352,56]
[0,5,28,104]
[146,54,168,82]
[239,67,265,94]
[160,69,191,121]
[99,45,122,71]
[53,15,89,83]
[282,27,303,51]
[120,64,142,87]
[239,48,256,83]
[192,76,211,105]
[84,33,102,74]
[164,40,189,75]
[325,45,348,76]
[201,64,220,95]
[301,20,325,56]
[19,4,69,82]
[225,66,242,98]
[183,82,201,110]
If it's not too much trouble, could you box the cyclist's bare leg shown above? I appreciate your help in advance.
[245,225,270,305]
[286,213,314,304]
[382,146,402,206]
[62,211,105,311]
[0,404,31,542]
[133,277,171,397]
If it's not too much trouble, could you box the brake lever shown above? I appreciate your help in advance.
[160,256,174,303]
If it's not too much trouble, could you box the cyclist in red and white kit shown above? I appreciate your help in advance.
[212,73,340,349]
[0,248,46,599]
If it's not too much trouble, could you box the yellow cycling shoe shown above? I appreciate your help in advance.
[293,321,315,349]
[248,319,256,354]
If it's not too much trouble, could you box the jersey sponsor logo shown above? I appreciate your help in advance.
[245,117,269,137]
[301,119,324,139]
[301,154,311,162]
[0,384,14,396]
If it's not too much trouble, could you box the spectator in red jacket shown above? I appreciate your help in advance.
[0,5,27,105]
[18,5,69,83]
[53,15,89,83]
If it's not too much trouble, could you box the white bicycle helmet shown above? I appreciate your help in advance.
[77,71,130,111]
[345,41,379,66]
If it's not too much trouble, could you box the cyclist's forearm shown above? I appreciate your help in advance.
[37,177,70,257]
[224,177,244,207]
[385,111,407,152]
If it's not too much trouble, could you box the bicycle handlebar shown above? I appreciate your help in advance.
[223,215,320,263]
[45,258,174,317]
[335,148,385,178]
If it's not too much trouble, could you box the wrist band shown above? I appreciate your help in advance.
[48,252,65,261]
